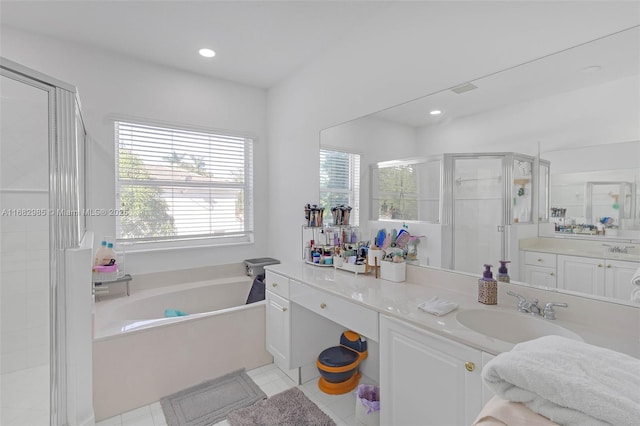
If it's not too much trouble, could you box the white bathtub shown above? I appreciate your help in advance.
[93,277,272,421]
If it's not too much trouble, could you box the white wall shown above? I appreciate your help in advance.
[267,1,640,264]
[1,27,269,274]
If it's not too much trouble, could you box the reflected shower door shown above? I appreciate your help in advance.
[453,157,504,275]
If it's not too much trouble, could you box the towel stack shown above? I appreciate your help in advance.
[631,267,640,302]
[483,335,640,426]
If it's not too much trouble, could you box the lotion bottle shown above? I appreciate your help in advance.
[478,264,498,305]
[94,240,108,266]
[497,260,511,283]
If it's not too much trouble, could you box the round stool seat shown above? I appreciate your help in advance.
[318,346,358,369]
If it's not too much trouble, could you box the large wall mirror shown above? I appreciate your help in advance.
[320,26,640,305]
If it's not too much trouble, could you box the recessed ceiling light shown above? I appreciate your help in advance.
[430,110,442,115]
[199,48,216,58]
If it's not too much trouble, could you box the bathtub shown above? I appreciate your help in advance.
[93,276,272,421]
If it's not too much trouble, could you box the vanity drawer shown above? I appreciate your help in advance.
[290,280,379,341]
[524,251,557,268]
[265,271,290,299]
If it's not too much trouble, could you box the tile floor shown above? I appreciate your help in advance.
[0,364,50,426]
[96,363,377,426]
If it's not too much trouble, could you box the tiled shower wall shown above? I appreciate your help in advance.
[0,192,49,373]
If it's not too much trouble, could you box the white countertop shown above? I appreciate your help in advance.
[520,237,640,262]
[265,262,609,356]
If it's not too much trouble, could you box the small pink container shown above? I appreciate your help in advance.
[93,264,118,273]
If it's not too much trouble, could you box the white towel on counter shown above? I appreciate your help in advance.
[632,266,640,286]
[482,335,640,426]
[418,296,458,316]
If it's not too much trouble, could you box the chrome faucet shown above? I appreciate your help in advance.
[507,291,568,320]
[527,299,542,316]
[506,290,528,312]
[543,302,568,320]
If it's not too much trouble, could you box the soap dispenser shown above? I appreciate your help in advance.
[497,260,511,283]
[478,264,498,305]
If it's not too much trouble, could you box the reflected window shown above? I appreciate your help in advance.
[378,165,418,220]
[319,148,360,226]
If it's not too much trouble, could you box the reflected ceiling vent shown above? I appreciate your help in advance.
[451,82,478,94]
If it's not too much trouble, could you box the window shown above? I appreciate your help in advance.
[319,148,360,226]
[115,121,253,247]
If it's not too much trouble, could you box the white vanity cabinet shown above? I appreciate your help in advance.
[265,271,292,371]
[556,255,605,295]
[380,315,484,426]
[521,251,557,288]
[557,255,639,299]
[264,270,366,383]
[521,250,639,302]
[604,259,639,300]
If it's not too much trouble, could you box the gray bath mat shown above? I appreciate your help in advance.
[160,369,266,426]
[227,387,336,426]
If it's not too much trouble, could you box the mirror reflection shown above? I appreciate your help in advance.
[320,26,640,304]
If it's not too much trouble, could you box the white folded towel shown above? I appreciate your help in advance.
[632,266,640,286]
[418,296,458,316]
[483,335,640,426]
[631,286,640,303]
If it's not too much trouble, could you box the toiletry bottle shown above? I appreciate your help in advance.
[106,242,117,264]
[497,260,511,283]
[478,264,498,305]
[94,240,108,266]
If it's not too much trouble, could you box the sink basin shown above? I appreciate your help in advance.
[456,309,582,344]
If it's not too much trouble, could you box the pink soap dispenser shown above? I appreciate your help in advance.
[478,264,498,305]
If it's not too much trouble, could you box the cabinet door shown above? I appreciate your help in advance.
[265,290,290,368]
[522,265,556,288]
[605,260,640,301]
[557,255,605,296]
[380,315,482,426]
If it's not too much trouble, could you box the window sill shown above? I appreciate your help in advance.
[117,235,253,254]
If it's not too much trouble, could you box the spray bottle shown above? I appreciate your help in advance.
[478,264,498,305]
[497,260,511,283]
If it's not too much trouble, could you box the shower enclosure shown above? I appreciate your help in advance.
[1,58,92,426]
[443,152,547,276]
[371,152,548,277]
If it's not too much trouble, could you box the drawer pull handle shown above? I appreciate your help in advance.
[607,264,612,268]
[272,283,278,287]
[550,272,555,276]
[537,258,543,262]
[281,307,288,312]
[465,362,475,372]
[320,303,327,309]
[598,264,603,268]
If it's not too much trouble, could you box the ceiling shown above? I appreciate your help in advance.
[0,0,393,89]
[372,26,640,128]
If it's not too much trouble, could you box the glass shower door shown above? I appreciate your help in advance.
[0,73,51,426]
[452,157,505,275]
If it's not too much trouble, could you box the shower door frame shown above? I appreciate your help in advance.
[1,57,82,426]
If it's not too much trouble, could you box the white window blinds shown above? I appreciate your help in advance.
[115,121,253,244]
[319,148,360,226]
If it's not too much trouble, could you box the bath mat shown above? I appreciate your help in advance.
[160,369,266,426]
[227,387,336,426]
